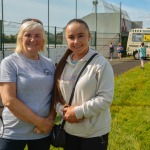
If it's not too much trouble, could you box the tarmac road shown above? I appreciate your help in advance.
[109,58,141,76]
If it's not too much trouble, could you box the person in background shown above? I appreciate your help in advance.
[53,19,114,150]
[138,42,146,69]
[109,42,114,61]
[117,43,123,60]
[0,18,56,150]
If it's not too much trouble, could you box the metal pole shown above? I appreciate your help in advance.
[75,0,77,18]
[120,2,122,43]
[1,0,4,58]
[0,0,2,52]
[47,0,50,58]
[93,0,98,50]
[96,0,98,50]
[54,26,56,48]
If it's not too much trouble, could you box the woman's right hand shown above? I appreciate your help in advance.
[34,117,54,134]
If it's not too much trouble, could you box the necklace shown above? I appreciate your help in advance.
[71,54,79,64]
[71,60,78,65]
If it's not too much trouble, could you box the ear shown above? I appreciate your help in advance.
[88,33,91,41]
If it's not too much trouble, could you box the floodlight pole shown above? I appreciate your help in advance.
[93,0,98,50]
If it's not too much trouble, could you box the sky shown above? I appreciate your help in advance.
[1,0,150,32]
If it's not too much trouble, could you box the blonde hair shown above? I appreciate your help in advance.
[15,21,47,53]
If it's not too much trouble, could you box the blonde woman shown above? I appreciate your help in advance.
[0,19,55,150]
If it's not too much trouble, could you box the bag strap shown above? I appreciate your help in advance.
[61,53,98,128]
[68,53,98,105]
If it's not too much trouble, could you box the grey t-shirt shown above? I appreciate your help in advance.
[0,52,55,140]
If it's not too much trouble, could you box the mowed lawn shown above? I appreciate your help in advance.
[109,62,150,150]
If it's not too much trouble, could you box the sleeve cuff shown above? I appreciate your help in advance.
[56,103,64,116]
[74,106,84,119]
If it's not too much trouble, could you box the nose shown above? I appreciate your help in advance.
[74,37,79,43]
[30,36,36,41]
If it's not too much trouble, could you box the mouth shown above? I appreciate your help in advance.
[28,44,38,47]
[74,45,82,49]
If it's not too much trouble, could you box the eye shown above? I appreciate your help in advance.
[68,36,75,40]
[24,33,31,37]
[35,34,42,38]
[78,34,84,38]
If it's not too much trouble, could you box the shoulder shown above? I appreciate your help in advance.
[40,55,54,64]
[1,53,18,65]
[0,53,20,74]
[40,55,55,69]
[84,49,113,76]
[89,50,111,68]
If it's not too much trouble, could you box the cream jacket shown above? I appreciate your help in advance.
[56,49,114,137]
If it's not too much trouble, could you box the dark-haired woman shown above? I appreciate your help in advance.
[53,19,114,150]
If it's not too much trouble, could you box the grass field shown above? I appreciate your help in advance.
[26,62,150,150]
[108,62,150,150]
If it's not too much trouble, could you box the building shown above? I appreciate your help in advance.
[63,0,143,58]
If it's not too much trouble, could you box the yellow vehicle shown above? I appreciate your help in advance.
[126,28,150,59]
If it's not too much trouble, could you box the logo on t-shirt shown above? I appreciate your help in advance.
[44,69,52,75]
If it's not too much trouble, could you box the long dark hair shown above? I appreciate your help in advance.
[52,19,90,106]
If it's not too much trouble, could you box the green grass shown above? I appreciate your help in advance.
[25,62,150,150]
[109,62,150,150]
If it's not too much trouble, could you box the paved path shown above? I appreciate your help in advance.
[109,58,141,76]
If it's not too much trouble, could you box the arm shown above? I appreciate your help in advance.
[1,82,54,133]
[34,105,56,134]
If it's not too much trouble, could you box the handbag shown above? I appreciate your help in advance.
[51,123,66,147]
[51,53,98,148]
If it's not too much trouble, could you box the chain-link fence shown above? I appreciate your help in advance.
[3,20,64,46]
[0,20,121,60]
[1,20,98,50]
[96,32,120,58]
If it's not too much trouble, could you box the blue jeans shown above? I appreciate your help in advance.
[0,136,51,150]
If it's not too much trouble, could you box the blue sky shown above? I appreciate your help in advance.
[1,0,150,29]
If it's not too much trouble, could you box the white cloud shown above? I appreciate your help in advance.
[123,5,150,28]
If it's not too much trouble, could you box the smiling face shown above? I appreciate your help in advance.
[21,27,43,59]
[65,22,91,60]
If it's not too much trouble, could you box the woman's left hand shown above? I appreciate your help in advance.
[63,106,83,123]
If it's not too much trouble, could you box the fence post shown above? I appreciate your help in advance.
[94,31,97,50]
[54,26,56,48]
[0,20,4,59]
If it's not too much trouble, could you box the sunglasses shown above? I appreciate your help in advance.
[21,18,43,26]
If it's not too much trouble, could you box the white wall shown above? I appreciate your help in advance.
[0,47,67,64]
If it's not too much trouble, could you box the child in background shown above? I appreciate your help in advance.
[138,42,146,69]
